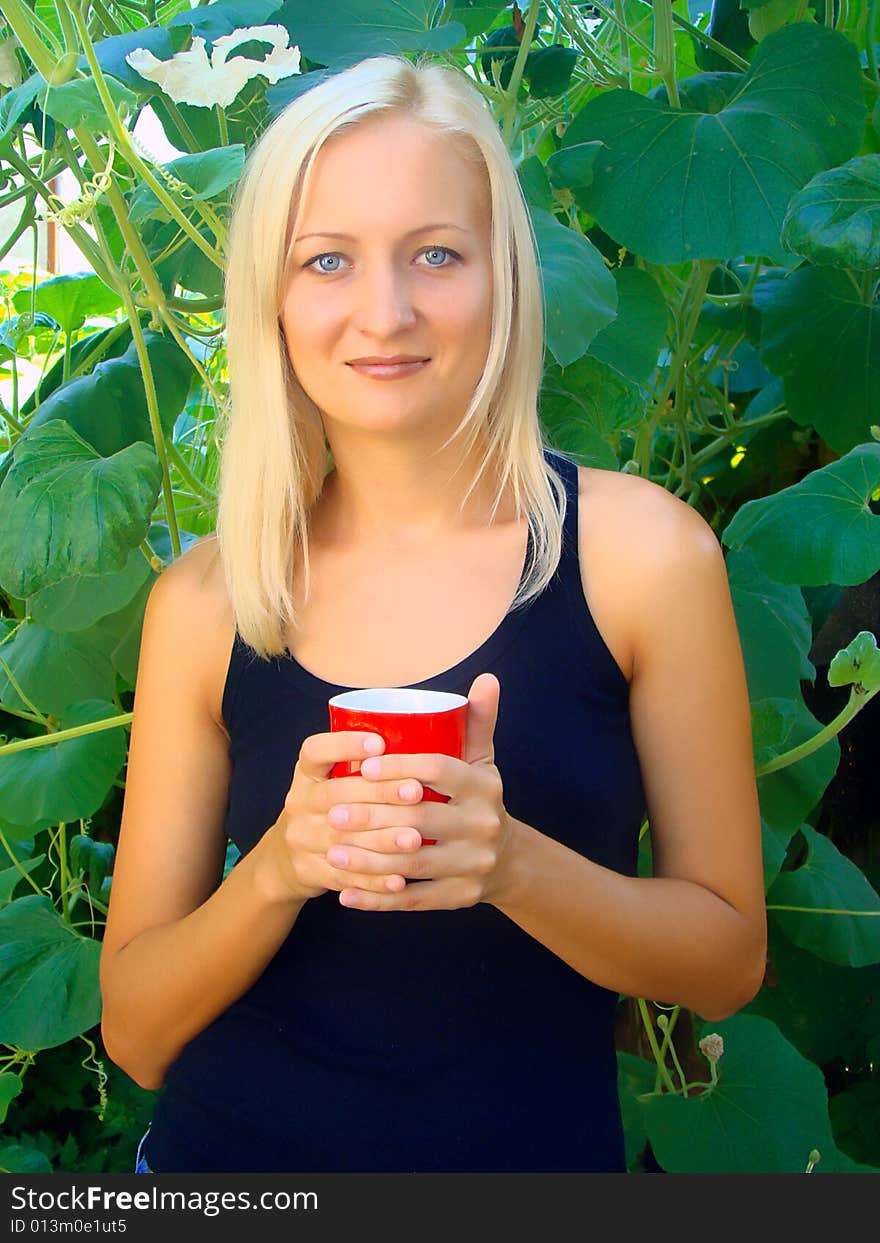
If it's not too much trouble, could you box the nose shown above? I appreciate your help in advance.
[353,261,418,336]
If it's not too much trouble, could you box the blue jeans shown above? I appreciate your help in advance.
[134,1127,153,1174]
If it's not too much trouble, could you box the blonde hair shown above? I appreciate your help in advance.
[215,52,569,661]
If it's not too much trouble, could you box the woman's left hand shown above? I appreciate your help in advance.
[327,673,520,911]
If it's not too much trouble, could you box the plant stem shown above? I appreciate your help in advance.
[756,685,878,777]
[0,713,133,757]
[637,997,680,1094]
[652,0,679,107]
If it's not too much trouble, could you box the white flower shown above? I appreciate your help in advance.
[0,36,23,89]
[125,25,301,109]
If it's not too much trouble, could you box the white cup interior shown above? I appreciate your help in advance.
[329,688,467,714]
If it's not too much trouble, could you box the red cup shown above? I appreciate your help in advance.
[328,688,468,846]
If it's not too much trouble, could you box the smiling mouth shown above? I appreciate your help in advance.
[347,359,431,379]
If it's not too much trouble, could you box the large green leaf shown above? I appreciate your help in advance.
[167,0,290,39]
[27,545,154,633]
[0,894,102,1049]
[11,273,122,335]
[40,74,138,132]
[0,620,116,716]
[752,697,840,881]
[26,329,194,459]
[767,826,880,967]
[644,1013,842,1172]
[532,206,618,366]
[721,444,880,585]
[755,269,880,453]
[744,919,880,1071]
[0,699,127,829]
[269,0,465,66]
[586,266,669,384]
[781,155,880,271]
[560,22,864,264]
[725,548,814,703]
[0,420,162,598]
[541,356,643,467]
[128,145,246,226]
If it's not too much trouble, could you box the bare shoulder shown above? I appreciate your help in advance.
[574,466,723,684]
[151,534,236,739]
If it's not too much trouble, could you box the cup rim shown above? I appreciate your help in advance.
[328,688,468,714]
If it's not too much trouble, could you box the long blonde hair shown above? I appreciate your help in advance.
[215,53,568,661]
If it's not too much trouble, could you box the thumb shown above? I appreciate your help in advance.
[463,672,501,766]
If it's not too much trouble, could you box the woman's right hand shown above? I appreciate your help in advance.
[257,731,425,905]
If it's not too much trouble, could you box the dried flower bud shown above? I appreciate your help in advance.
[699,1033,724,1061]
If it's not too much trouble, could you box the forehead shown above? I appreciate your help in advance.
[297,116,489,228]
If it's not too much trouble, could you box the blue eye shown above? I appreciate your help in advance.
[304,245,460,274]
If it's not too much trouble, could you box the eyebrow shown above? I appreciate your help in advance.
[295,223,469,244]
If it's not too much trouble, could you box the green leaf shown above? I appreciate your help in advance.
[532,207,618,366]
[40,74,138,131]
[0,856,43,906]
[0,72,48,145]
[781,155,880,271]
[27,545,154,633]
[644,1013,837,1172]
[524,44,578,99]
[0,617,119,718]
[0,420,162,599]
[25,329,195,459]
[755,268,880,454]
[616,1050,656,1170]
[269,0,465,67]
[84,25,176,94]
[744,919,880,1070]
[0,1140,53,1172]
[586,266,669,384]
[11,273,123,336]
[128,145,247,226]
[541,355,644,467]
[560,22,864,263]
[0,700,127,828]
[69,835,115,896]
[725,548,814,703]
[0,1071,23,1123]
[767,826,880,967]
[721,443,880,585]
[0,894,101,1049]
[167,0,289,39]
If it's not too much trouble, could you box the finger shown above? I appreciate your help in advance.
[298,730,385,782]
[329,867,408,895]
[326,799,439,847]
[330,824,424,853]
[326,841,441,879]
[358,752,458,798]
[339,877,467,911]
[321,773,424,811]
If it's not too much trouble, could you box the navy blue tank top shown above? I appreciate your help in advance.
[144,447,647,1173]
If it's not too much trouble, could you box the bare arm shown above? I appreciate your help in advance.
[98,545,305,1090]
[494,499,767,1020]
[100,542,425,1090]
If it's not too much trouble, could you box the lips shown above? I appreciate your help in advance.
[347,359,430,379]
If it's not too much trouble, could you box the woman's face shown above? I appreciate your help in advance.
[279,115,494,443]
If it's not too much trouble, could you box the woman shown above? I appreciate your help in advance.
[100,53,767,1174]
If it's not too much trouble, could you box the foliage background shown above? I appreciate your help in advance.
[0,0,878,1174]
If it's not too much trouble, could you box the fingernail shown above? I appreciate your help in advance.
[399,781,420,800]
[329,806,349,826]
[361,757,381,778]
[363,735,384,754]
[396,833,417,849]
[327,847,349,866]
